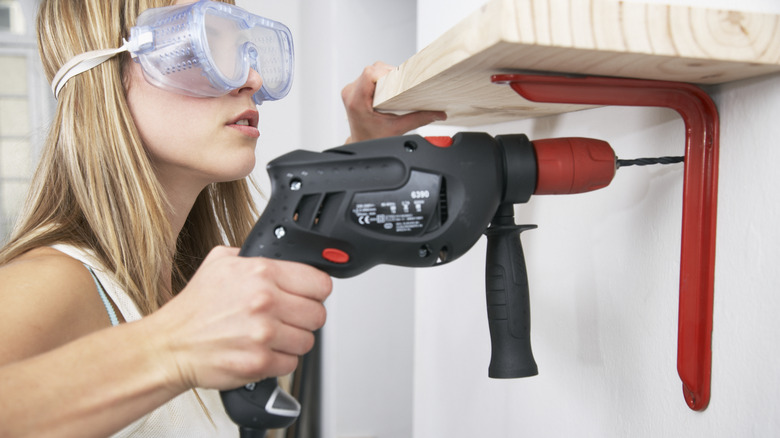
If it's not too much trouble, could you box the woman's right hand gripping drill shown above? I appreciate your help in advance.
[145,246,332,394]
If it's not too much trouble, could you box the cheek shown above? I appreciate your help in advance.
[126,74,214,161]
[134,101,209,155]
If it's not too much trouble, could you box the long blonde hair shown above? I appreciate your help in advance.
[0,0,255,315]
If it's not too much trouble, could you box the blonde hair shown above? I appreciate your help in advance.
[0,0,255,315]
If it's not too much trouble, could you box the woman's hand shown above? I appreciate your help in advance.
[342,61,447,143]
[149,246,332,391]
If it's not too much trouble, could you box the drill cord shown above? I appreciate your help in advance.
[617,156,684,168]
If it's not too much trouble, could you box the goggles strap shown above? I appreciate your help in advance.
[52,42,130,99]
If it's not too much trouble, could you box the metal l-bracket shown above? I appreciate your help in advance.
[492,73,719,411]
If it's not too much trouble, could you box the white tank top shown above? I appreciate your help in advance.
[51,244,238,437]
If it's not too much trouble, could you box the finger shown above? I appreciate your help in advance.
[246,350,300,382]
[268,355,299,379]
[202,245,240,264]
[270,259,333,301]
[355,76,378,102]
[366,61,394,83]
[371,60,394,70]
[356,63,395,98]
[267,322,317,357]
[274,291,327,332]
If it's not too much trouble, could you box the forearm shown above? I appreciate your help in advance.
[0,317,183,438]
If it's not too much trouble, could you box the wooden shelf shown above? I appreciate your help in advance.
[373,0,780,126]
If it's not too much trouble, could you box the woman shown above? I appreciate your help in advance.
[0,0,445,436]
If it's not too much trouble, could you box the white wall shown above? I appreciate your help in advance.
[413,1,780,437]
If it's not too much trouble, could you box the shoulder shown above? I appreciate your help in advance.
[0,247,113,364]
[0,246,92,290]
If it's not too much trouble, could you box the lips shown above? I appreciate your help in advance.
[225,110,260,139]
[229,109,259,128]
[227,109,260,139]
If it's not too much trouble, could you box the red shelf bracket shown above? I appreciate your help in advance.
[492,73,719,411]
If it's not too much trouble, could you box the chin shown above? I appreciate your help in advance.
[222,162,257,183]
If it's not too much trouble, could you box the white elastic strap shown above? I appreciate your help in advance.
[51,42,129,99]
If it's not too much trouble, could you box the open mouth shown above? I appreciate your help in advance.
[230,110,259,129]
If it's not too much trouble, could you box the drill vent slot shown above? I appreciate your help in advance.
[293,194,322,227]
[293,193,345,229]
[438,177,448,226]
[323,149,355,156]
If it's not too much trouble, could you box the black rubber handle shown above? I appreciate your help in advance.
[484,204,538,378]
[216,236,306,437]
[220,377,300,438]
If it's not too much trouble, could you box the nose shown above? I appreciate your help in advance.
[231,68,263,99]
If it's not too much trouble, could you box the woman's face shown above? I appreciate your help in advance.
[125,0,262,198]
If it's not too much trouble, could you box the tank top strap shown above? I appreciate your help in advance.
[84,264,119,326]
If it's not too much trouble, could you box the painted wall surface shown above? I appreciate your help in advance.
[413,0,780,437]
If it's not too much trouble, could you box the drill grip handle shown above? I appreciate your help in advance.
[216,239,306,436]
[484,216,538,378]
[220,377,300,437]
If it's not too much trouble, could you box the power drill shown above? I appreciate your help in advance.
[221,132,624,437]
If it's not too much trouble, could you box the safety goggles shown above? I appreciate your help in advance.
[52,0,294,105]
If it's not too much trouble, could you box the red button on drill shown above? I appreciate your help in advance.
[322,248,350,264]
[425,136,454,147]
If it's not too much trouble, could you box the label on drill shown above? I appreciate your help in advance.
[350,171,442,236]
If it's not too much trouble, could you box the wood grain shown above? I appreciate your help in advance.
[374,0,780,126]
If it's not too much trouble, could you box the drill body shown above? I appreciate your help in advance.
[222,132,617,435]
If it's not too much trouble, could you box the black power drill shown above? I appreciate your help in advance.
[221,132,620,437]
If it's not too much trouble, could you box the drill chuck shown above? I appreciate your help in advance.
[532,137,617,195]
[497,135,617,203]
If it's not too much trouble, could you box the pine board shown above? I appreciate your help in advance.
[374,0,780,126]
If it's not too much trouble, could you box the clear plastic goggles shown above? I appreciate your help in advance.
[52,0,294,105]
